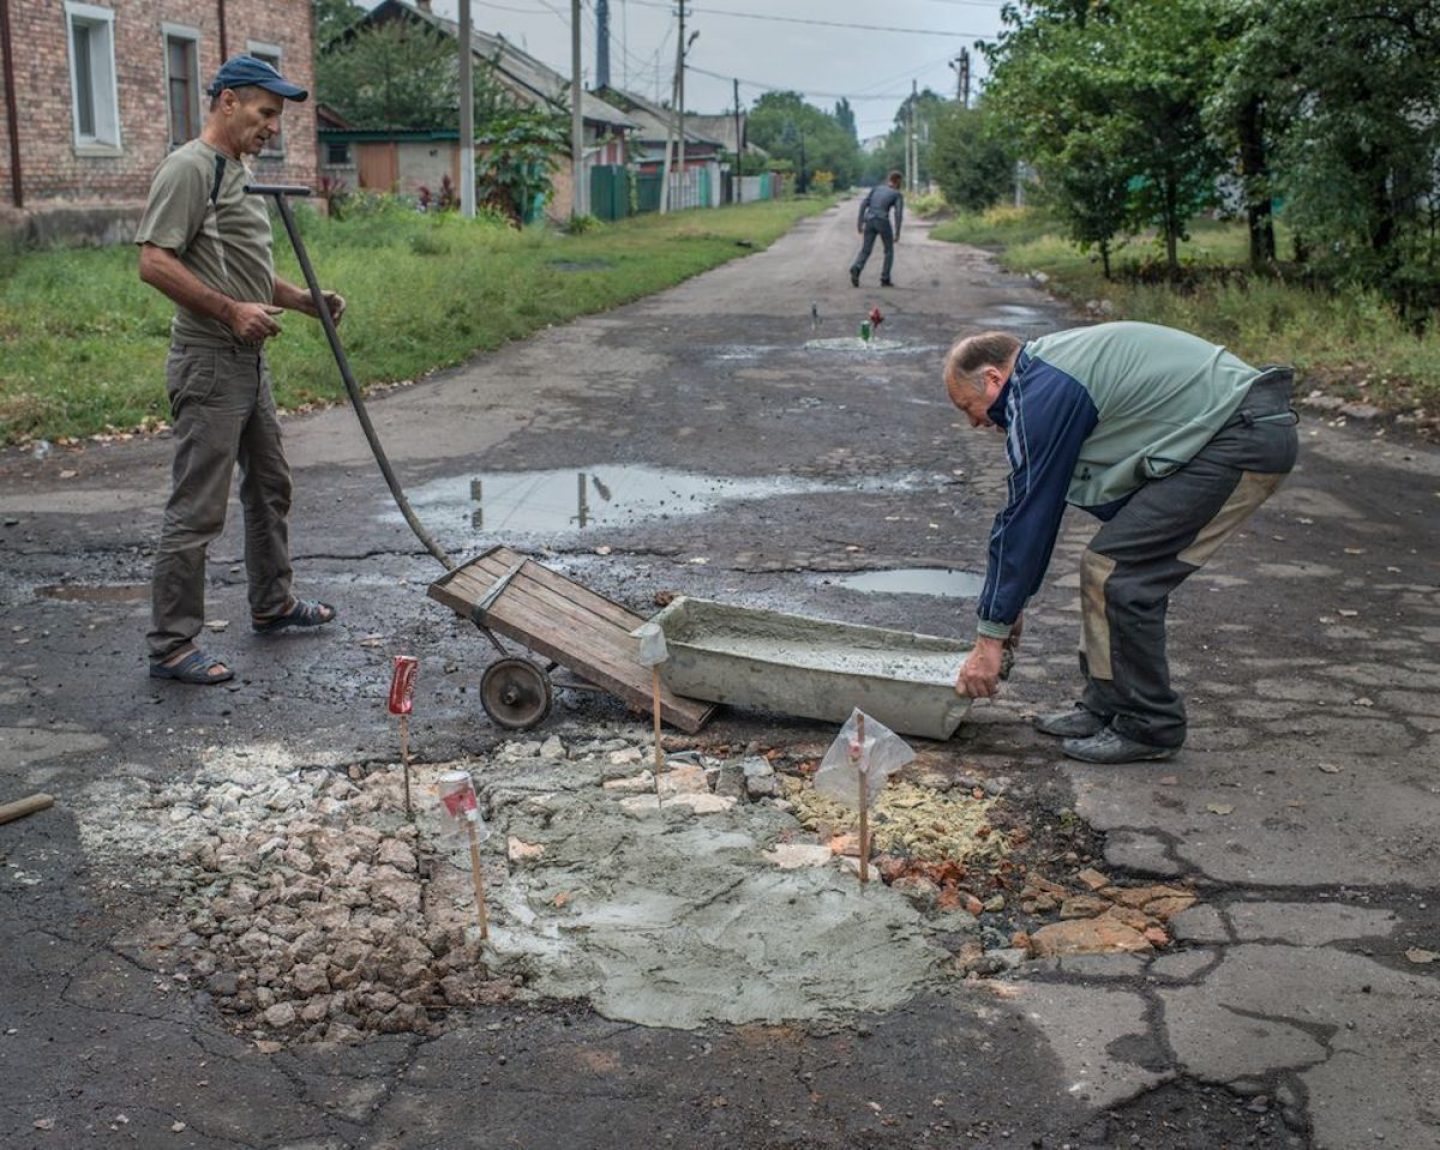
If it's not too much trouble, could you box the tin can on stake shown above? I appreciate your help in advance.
[388,655,419,715]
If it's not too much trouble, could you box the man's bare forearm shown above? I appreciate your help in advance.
[138,244,237,327]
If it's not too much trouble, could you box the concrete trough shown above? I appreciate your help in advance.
[651,596,972,740]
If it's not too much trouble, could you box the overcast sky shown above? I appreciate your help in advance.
[410,0,1009,139]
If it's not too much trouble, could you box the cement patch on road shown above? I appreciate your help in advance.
[479,743,945,1030]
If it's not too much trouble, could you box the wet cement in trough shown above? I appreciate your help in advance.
[476,743,945,1030]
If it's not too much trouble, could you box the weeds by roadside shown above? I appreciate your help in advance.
[932,208,1440,429]
[0,198,831,447]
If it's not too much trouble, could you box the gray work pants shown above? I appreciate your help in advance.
[147,344,293,661]
[1077,369,1300,748]
[851,217,895,282]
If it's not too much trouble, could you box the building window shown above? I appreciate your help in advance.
[326,141,352,166]
[164,26,201,148]
[247,41,286,156]
[65,2,120,151]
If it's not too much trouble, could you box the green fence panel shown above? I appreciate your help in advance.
[589,165,630,221]
[635,172,662,214]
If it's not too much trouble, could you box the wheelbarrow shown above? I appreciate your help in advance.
[427,545,717,732]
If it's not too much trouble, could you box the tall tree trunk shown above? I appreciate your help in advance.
[1237,95,1275,269]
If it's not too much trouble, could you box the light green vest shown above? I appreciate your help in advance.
[1026,323,1259,508]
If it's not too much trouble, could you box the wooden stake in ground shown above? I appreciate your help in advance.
[466,818,491,941]
[633,622,670,808]
[439,770,490,941]
[388,656,420,816]
[852,713,870,885]
[0,793,54,826]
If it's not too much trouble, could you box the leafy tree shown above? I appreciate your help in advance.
[983,0,1225,275]
[929,103,1013,212]
[1234,0,1440,318]
[317,14,513,131]
[746,91,863,189]
[477,108,567,225]
[860,88,947,186]
[834,98,857,143]
[312,0,364,51]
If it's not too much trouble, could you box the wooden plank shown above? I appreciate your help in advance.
[427,550,714,732]
[463,550,642,634]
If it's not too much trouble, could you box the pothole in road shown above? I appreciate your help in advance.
[824,568,986,598]
[76,733,1200,1048]
[386,466,922,539]
[803,336,906,352]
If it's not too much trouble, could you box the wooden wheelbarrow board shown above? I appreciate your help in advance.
[427,545,716,734]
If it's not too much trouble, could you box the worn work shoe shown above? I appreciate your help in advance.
[849,268,860,287]
[1062,727,1178,765]
[1034,705,1106,739]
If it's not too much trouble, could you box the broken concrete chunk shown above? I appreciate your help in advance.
[506,837,546,862]
[762,843,834,870]
[602,771,655,793]
[1028,917,1153,958]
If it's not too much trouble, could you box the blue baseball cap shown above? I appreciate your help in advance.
[207,55,308,101]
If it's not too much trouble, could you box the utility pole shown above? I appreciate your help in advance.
[733,77,742,204]
[571,0,585,218]
[458,0,475,217]
[676,0,688,211]
[950,49,970,108]
[658,9,681,214]
[907,79,917,193]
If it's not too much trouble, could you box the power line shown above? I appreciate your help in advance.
[688,63,952,103]
[623,0,985,37]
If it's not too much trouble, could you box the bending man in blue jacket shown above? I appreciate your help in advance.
[946,322,1299,764]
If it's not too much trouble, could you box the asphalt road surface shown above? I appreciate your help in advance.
[2,203,1438,1149]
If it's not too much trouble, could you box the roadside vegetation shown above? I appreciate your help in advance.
[931,207,1440,428]
[912,0,1440,431]
[0,197,831,447]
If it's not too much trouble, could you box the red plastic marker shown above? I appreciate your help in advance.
[389,656,419,814]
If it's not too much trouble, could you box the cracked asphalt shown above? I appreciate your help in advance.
[3,204,1439,1149]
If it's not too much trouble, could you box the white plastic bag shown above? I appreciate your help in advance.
[813,709,915,807]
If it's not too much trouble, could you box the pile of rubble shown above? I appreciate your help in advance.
[78,730,1200,1046]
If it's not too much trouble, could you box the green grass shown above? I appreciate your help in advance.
[0,196,834,446]
[932,207,1440,416]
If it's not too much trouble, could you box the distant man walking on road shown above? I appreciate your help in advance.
[849,170,904,288]
[945,322,1299,763]
[136,56,345,685]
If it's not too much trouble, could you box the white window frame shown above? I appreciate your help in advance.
[246,39,287,157]
[64,1,122,154]
[162,23,202,150]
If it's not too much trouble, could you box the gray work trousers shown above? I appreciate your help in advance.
[850,217,895,282]
[1077,369,1300,748]
[147,344,294,661]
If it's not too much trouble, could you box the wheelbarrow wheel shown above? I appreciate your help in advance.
[480,658,553,730]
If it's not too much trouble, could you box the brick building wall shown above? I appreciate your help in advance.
[0,0,316,245]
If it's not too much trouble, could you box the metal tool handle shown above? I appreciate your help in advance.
[246,184,454,570]
[243,184,312,197]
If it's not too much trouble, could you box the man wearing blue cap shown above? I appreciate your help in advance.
[136,56,346,685]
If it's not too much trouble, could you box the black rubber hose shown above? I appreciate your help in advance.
[247,184,454,571]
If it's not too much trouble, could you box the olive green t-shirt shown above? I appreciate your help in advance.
[134,139,275,348]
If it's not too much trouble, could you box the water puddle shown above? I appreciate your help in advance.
[974,304,1050,328]
[826,568,985,598]
[387,466,918,538]
[37,583,148,603]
